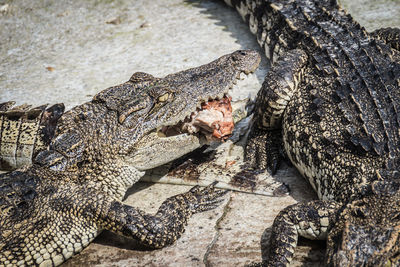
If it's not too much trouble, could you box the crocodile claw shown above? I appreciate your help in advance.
[186,181,228,213]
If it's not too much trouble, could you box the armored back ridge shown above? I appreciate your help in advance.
[0,103,64,171]
[225,0,400,265]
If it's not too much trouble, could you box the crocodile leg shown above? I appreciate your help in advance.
[256,200,340,267]
[246,49,308,172]
[0,178,226,266]
[99,182,227,248]
[370,27,400,51]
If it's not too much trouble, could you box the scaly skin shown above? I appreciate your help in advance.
[0,102,65,171]
[0,50,261,266]
[223,0,400,266]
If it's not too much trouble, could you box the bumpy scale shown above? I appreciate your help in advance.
[0,103,64,171]
[224,0,400,265]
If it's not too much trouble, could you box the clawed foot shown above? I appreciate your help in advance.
[185,182,228,213]
[245,128,282,174]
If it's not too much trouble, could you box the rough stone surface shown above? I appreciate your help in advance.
[0,0,398,266]
[0,0,267,109]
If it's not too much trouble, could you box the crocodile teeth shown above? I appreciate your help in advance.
[159,68,254,139]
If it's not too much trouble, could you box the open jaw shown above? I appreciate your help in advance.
[145,49,261,148]
[156,67,255,145]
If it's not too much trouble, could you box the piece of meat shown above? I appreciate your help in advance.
[182,96,234,141]
[162,96,235,141]
[197,96,234,140]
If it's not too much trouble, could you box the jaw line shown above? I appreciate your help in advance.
[125,132,207,171]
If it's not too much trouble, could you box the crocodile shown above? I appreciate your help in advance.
[0,49,261,266]
[222,0,400,266]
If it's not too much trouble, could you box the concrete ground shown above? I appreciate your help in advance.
[0,0,399,266]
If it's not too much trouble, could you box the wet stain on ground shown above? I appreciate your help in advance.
[168,146,216,181]
[229,167,263,191]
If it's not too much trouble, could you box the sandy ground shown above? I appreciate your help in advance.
[0,0,399,266]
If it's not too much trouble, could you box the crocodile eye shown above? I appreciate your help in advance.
[158,93,170,102]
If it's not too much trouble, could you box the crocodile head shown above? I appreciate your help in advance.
[96,50,260,170]
[122,52,260,170]
[326,179,400,267]
[36,50,260,175]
